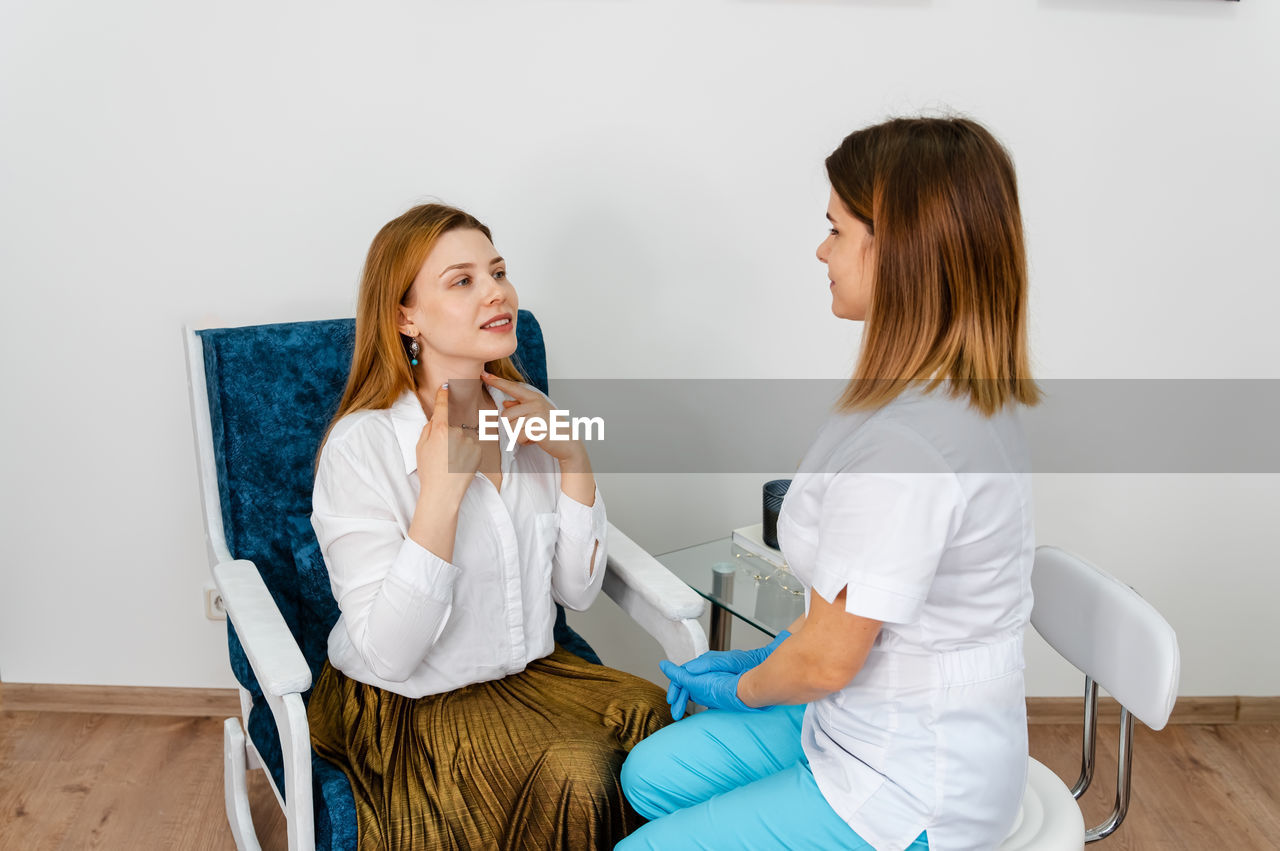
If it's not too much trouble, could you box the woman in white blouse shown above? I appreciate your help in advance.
[307,203,669,850]
[620,117,1041,850]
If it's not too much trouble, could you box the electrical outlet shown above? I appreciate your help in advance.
[204,584,226,620]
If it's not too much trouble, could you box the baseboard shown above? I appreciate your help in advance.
[0,682,242,717]
[1027,695,1280,725]
[2,683,1275,725]
[1237,697,1280,724]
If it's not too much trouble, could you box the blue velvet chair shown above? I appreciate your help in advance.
[185,312,708,851]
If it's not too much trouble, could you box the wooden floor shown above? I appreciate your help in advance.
[2,709,1278,849]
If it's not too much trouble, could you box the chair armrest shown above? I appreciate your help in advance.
[602,524,709,665]
[214,560,312,697]
[604,524,705,620]
[214,561,317,848]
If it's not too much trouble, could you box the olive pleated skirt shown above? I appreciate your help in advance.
[309,646,671,851]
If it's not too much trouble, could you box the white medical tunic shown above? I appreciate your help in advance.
[777,387,1034,851]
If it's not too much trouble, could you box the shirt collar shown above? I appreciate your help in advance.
[389,384,516,476]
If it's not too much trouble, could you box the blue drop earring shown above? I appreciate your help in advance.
[408,339,421,367]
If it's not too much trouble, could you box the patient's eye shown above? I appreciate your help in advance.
[454,276,471,287]
[494,269,506,280]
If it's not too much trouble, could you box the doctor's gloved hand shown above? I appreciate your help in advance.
[681,630,792,676]
[665,678,691,722]
[659,660,759,719]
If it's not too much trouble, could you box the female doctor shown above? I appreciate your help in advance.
[619,116,1041,851]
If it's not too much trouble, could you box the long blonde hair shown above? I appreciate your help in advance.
[827,117,1040,416]
[323,204,525,451]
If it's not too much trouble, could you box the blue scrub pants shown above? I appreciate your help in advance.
[618,704,929,850]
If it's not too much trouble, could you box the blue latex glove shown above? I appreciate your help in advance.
[665,676,691,722]
[682,630,792,676]
[664,631,791,719]
[659,660,757,719]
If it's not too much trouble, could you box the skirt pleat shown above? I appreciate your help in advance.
[310,645,670,850]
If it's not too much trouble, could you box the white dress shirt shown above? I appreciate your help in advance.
[777,387,1034,851]
[311,385,608,699]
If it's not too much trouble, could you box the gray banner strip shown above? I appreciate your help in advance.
[459,379,1280,474]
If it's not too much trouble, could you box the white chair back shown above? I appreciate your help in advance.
[1031,546,1180,730]
[1002,545,1183,847]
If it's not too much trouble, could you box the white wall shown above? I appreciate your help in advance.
[1,0,1276,696]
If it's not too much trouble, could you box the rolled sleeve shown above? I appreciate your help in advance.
[557,486,606,543]
[550,487,607,610]
[812,426,966,625]
[384,536,462,603]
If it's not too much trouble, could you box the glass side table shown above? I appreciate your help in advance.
[656,538,806,651]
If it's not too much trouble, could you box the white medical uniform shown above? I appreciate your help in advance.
[777,387,1034,851]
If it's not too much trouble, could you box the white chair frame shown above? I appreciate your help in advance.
[185,325,709,851]
[1000,545,1181,850]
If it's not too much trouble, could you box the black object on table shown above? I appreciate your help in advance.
[762,479,791,549]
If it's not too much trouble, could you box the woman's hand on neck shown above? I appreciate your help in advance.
[417,357,491,423]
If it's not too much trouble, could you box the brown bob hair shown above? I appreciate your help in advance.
[324,204,526,447]
[827,117,1040,416]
